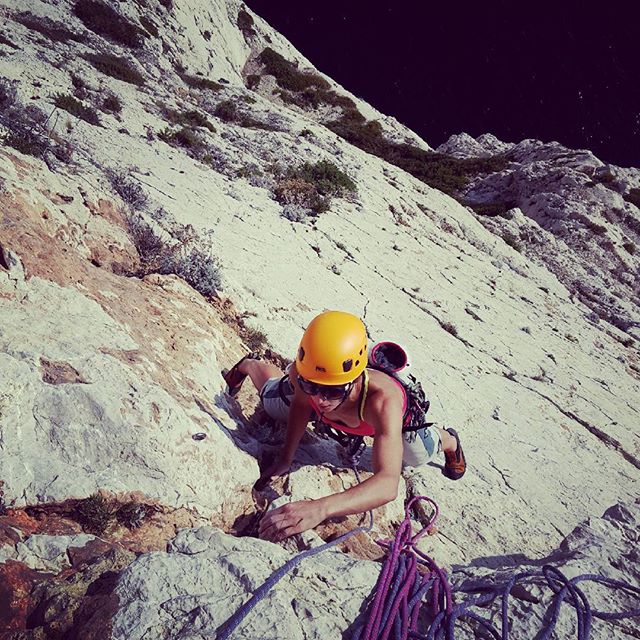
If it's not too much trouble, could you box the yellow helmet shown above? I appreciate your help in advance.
[296,311,368,384]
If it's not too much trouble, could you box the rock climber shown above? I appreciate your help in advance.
[223,310,466,542]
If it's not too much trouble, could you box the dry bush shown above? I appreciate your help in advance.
[85,53,145,85]
[14,11,86,44]
[53,92,100,125]
[74,0,145,48]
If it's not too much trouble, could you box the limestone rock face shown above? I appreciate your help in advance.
[111,526,381,640]
[108,500,639,639]
[452,499,640,639]
[437,133,640,336]
[0,0,639,638]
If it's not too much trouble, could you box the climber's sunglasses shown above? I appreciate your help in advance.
[297,376,353,401]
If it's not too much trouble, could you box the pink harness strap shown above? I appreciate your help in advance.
[309,372,407,437]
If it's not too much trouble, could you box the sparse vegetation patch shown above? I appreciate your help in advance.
[101,92,123,114]
[76,493,114,534]
[163,107,215,132]
[237,8,256,39]
[179,72,224,92]
[53,92,100,125]
[212,99,279,130]
[106,168,148,209]
[273,160,356,218]
[74,0,145,48]
[289,160,357,196]
[128,214,222,298]
[158,126,207,154]
[1,79,73,162]
[259,48,330,93]
[14,11,86,44]
[85,53,145,85]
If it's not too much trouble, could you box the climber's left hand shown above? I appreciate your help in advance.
[258,499,326,541]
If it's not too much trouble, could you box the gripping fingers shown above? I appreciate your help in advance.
[259,510,303,541]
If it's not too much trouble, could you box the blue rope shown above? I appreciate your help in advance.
[216,466,373,640]
[217,470,640,640]
[427,564,640,640]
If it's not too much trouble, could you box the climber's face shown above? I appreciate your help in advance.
[297,376,354,411]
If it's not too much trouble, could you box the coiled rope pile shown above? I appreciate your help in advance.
[217,482,640,639]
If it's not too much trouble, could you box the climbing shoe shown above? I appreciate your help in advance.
[442,428,466,480]
[222,353,257,397]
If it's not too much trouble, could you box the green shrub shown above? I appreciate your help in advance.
[327,110,510,198]
[74,0,144,48]
[2,129,49,158]
[85,53,145,85]
[76,493,114,534]
[158,126,207,154]
[327,111,385,154]
[287,160,356,196]
[164,107,215,132]
[178,72,224,92]
[258,48,330,92]
[624,188,640,208]
[274,177,328,213]
[14,11,86,43]
[213,99,237,122]
[102,92,123,113]
[272,160,355,217]
[53,92,100,125]
[212,99,275,130]
[237,8,256,38]
[70,73,88,99]
[1,101,73,163]
[470,201,516,217]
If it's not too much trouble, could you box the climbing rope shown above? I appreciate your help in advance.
[216,465,373,640]
[351,494,640,639]
[438,565,640,640]
[353,495,449,640]
[217,485,640,640]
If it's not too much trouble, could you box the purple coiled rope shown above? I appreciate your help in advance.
[356,495,450,640]
[430,564,640,640]
[217,478,640,640]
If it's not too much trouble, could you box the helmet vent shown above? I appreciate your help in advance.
[359,349,363,356]
[342,359,353,372]
[298,347,305,361]
[315,366,326,372]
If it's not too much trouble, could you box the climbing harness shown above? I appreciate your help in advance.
[216,485,640,640]
[315,340,432,454]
